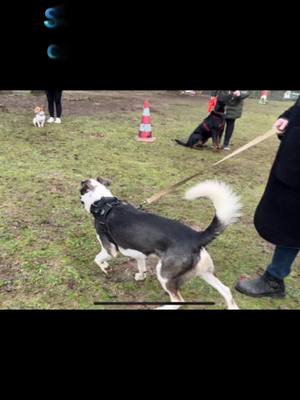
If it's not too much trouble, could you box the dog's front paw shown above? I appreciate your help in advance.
[156,305,181,310]
[228,302,239,310]
[98,262,110,275]
[135,272,147,281]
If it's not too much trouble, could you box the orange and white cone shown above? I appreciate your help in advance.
[136,100,156,142]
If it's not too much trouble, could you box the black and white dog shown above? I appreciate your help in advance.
[80,177,242,309]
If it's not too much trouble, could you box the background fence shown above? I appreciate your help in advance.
[200,90,300,101]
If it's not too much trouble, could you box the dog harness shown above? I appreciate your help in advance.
[90,197,122,248]
[203,112,225,133]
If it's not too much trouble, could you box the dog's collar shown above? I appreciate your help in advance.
[211,110,225,116]
[90,197,121,219]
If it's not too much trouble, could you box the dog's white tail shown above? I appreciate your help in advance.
[185,180,242,246]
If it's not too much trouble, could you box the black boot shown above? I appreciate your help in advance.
[235,271,285,298]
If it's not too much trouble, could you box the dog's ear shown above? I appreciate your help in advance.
[81,179,95,191]
[96,177,112,186]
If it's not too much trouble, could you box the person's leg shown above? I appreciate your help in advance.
[54,90,62,120]
[223,118,236,148]
[46,90,55,118]
[267,245,299,280]
[235,245,299,298]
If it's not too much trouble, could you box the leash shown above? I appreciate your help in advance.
[140,127,278,208]
[213,127,277,166]
[139,171,204,208]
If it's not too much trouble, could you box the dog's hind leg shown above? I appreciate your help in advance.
[196,249,239,310]
[200,272,239,309]
[118,248,147,281]
[187,132,203,148]
[156,261,184,310]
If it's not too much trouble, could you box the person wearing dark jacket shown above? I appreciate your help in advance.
[211,90,249,150]
[235,97,300,298]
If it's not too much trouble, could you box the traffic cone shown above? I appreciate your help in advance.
[136,100,156,142]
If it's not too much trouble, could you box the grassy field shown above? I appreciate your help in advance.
[1,91,300,310]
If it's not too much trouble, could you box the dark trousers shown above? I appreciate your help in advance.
[46,90,62,118]
[267,245,299,280]
[223,118,236,147]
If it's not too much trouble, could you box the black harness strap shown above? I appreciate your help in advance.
[90,197,122,248]
[203,122,210,132]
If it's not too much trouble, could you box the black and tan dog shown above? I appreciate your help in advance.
[175,94,233,151]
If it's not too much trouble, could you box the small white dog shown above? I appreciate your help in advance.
[33,106,46,127]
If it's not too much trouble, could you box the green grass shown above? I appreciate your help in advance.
[1,91,300,309]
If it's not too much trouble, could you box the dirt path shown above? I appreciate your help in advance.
[0,91,208,117]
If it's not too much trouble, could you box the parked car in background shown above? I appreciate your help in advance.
[283,91,300,100]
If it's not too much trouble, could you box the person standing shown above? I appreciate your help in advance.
[210,90,249,150]
[259,90,270,104]
[45,89,63,123]
[235,97,300,298]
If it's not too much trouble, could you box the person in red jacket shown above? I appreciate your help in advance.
[259,90,270,104]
